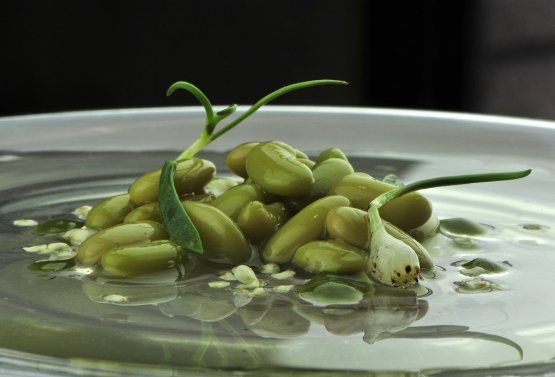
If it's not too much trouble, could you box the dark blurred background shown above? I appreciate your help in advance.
[2,0,555,119]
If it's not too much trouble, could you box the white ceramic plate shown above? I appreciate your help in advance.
[1,106,554,376]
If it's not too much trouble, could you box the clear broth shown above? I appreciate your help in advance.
[1,151,554,375]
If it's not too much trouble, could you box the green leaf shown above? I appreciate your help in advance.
[158,160,203,254]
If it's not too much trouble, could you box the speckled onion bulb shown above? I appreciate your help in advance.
[367,169,531,287]
[368,206,420,287]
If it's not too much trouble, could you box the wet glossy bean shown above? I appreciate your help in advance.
[85,193,134,229]
[262,195,350,263]
[292,240,368,274]
[101,240,180,277]
[123,194,214,224]
[209,183,267,220]
[316,147,348,163]
[311,158,354,199]
[285,158,355,213]
[183,201,251,264]
[326,206,368,249]
[124,201,162,224]
[326,206,435,271]
[328,173,433,231]
[237,201,289,244]
[128,157,216,205]
[297,158,316,169]
[76,221,168,265]
[246,141,314,197]
[225,142,260,179]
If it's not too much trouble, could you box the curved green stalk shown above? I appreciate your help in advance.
[210,79,348,140]
[169,79,347,161]
[371,169,532,209]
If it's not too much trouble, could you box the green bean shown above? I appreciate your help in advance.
[85,193,134,229]
[237,201,289,244]
[123,201,162,224]
[328,173,433,231]
[286,158,355,213]
[183,201,251,264]
[123,194,214,224]
[128,157,215,205]
[292,240,368,274]
[297,158,316,169]
[326,206,368,249]
[101,240,180,277]
[245,141,314,197]
[316,147,348,163]
[262,195,350,263]
[75,221,168,265]
[225,142,260,179]
[209,183,267,220]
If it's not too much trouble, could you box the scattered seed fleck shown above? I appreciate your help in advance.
[23,244,48,253]
[232,265,258,285]
[46,242,72,253]
[271,270,296,280]
[103,294,128,303]
[72,205,92,219]
[208,281,230,288]
[272,285,294,293]
[236,279,261,289]
[249,287,268,297]
[63,227,96,246]
[218,271,237,281]
[13,219,38,227]
[259,262,280,274]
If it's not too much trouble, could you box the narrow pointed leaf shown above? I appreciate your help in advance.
[159,160,203,254]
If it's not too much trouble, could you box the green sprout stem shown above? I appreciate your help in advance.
[160,79,347,254]
[169,79,348,160]
[368,169,532,242]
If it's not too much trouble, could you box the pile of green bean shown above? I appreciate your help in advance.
[75,140,435,280]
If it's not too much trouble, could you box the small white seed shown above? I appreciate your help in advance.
[72,205,92,219]
[233,265,258,285]
[260,263,280,274]
[218,271,238,281]
[249,287,268,297]
[271,270,296,280]
[46,242,72,253]
[23,244,48,253]
[13,219,38,227]
[272,285,294,293]
[63,228,96,246]
[208,281,231,288]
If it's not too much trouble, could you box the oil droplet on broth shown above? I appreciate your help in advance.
[439,218,492,239]
[454,278,507,294]
[519,223,549,231]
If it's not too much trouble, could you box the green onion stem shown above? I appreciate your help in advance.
[371,169,532,209]
[170,79,347,161]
